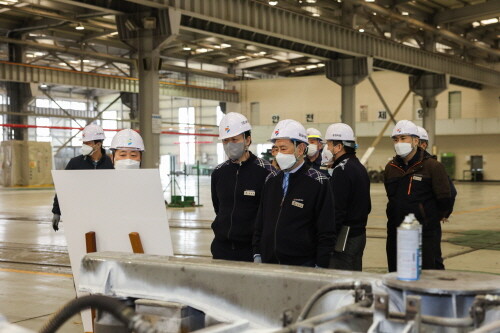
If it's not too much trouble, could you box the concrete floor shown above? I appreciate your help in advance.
[0,177,499,332]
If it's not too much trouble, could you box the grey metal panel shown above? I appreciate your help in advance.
[151,0,500,87]
[0,61,239,102]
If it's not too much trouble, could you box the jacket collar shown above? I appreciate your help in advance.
[333,152,354,168]
[228,151,256,167]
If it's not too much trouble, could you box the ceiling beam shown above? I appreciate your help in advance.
[0,36,135,65]
[434,0,500,25]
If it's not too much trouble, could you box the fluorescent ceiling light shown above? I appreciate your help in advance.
[34,52,45,57]
[40,84,47,88]
[306,0,316,3]
[196,48,209,53]
[359,28,365,32]
[365,0,375,2]
[480,18,498,25]
[306,64,317,69]
[182,45,192,51]
[59,62,67,66]
[401,11,409,16]
[472,21,481,28]
[26,53,34,58]
[268,1,278,5]
[82,59,90,63]
[220,43,232,48]
[317,63,325,67]
[75,23,85,30]
[295,67,306,71]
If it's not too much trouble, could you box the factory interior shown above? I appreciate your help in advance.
[0,1,499,333]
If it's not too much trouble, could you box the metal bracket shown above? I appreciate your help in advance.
[405,295,422,332]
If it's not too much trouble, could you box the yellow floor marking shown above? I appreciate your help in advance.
[0,267,72,278]
[453,205,500,215]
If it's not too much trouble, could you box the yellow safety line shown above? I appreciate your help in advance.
[452,205,500,215]
[0,267,72,278]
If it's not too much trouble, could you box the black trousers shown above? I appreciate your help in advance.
[329,233,366,271]
[386,225,443,272]
[210,238,253,262]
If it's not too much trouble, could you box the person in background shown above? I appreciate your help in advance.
[109,129,144,168]
[417,126,457,269]
[253,119,335,268]
[211,112,275,262]
[51,124,114,231]
[324,123,371,271]
[384,120,452,272]
[305,128,330,177]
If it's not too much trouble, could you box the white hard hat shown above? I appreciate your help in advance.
[218,112,252,140]
[417,126,429,141]
[81,124,105,142]
[110,129,145,151]
[306,128,324,142]
[391,120,420,138]
[270,119,308,144]
[325,123,356,142]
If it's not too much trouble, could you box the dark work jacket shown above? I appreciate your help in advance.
[305,149,330,178]
[211,152,275,244]
[253,163,336,268]
[384,147,452,234]
[51,149,114,215]
[329,153,371,237]
[423,150,457,217]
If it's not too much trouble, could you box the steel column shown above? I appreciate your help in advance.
[138,31,161,168]
[341,85,356,128]
[410,74,448,151]
[326,57,372,131]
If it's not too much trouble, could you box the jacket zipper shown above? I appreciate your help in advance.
[273,196,285,264]
[227,164,241,247]
[407,176,413,195]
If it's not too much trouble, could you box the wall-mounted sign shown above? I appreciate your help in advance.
[306,114,314,122]
[377,110,387,121]
[272,115,280,124]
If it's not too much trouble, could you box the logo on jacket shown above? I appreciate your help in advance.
[225,126,230,133]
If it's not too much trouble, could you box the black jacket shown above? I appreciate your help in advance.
[305,149,330,177]
[253,163,336,267]
[51,149,114,215]
[423,150,457,216]
[211,152,275,244]
[384,148,452,233]
[329,153,371,237]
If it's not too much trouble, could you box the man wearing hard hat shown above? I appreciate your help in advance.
[417,126,457,270]
[253,119,335,268]
[51,124,114,231]
[109,129,145,169]
[324,123,371,271]
[211,112,275,262]
[305,128,329,177]
[384,120,452,272]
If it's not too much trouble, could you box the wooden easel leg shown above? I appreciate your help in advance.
[129,232,145,254]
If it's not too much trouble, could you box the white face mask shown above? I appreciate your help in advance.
[306,144,318,157]
[81,144,94,156]
[394,142,414,158]
[276,152,297,171]
[321,149,333,165]
[114,159,140,169]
